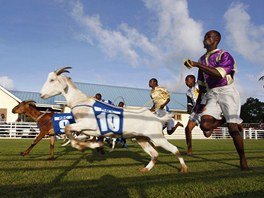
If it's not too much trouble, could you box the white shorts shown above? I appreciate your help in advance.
[202,84,242,124]
[189,112,201,125]
[155,109,175,131]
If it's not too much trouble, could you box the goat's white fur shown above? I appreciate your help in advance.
[40,67,187,172]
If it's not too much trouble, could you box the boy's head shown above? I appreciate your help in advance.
[185,75,196,88]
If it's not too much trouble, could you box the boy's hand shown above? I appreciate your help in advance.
[184,59,193,69]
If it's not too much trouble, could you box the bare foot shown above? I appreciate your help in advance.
[187,149,193,156]
[176,121,184,128]
[240,160,250,171]
[167,122,184,135]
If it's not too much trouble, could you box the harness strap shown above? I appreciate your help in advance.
[36,109,49,122]
[71,104,92,110]
[37,118,52,129]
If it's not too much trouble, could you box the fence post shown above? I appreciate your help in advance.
[9,122,12,138]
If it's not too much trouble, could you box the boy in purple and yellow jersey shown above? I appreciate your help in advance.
[184,30,249,170]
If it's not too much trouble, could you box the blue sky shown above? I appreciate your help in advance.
[0,0,264,103]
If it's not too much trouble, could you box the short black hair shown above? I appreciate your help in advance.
[150,78,158,85]
[95,93,102,100]
[210,30,221,43]
[118,101,125,107]
[185,75,196,81]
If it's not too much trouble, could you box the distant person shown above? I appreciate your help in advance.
[258,120,264,130]
[94,93,115,154]
[95,93,114,105]
[184,30,249,170]
[0,113,6,124]
[112,100,127,150]
[118,101,125,108]
[184,75,206,155]
[149,78,183,135]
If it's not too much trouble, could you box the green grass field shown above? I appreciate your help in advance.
[0,139,263,198]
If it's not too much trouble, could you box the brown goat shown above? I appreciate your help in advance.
[12,100,55,160]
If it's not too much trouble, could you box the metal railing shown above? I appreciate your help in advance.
[210,127,264,140]
[243,128,264,140]
[1,122,264,140]
[0,122,40,139]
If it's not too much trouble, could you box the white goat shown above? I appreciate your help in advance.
[40,67,187,172]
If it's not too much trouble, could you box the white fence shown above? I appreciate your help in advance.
[243,128,264,140]
[210,127,264,140]
[1,122,264,140]
[0,122,40,139]
[164,126,264,140]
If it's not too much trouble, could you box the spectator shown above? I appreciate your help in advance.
[258,120,264,130]
[118,101,125,108]
[95,93,114,105]
[94,93,114,154]
[0,113,6,124]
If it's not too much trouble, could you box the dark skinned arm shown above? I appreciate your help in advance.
[184,60,222,78]
[160,98,170,109]
[193,84,207,114]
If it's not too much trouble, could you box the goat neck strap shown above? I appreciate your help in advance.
[71,104,92,110]
[37,118,52,129]
[36,111,48,122]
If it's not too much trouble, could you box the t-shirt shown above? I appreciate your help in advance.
[186,82,199,108]
[150,86,170,110]
[197,49,236,89]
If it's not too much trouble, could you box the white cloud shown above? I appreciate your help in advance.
[224,2,264,66]
[236,80,264,104]
[70,2,141,66]
[224,2,264,102]
[0,76,15,90]
[70,0,204,71]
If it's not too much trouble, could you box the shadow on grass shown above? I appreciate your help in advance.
[0,139,263,197]
[0,166,263,198]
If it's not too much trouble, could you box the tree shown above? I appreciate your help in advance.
[240,97,264,123]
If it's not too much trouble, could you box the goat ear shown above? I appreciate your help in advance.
[55,67,72,76]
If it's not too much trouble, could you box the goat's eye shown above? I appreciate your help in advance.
[50,79,54,82]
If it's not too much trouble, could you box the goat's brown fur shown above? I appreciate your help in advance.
[12,100,55,160]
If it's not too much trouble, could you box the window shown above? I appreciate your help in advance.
[175,114,182,121]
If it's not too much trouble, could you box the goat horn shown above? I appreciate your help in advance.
[23,100,36,106]
[25,100,36,104]
[55,67,72,76]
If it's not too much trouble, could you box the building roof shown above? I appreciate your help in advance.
[10,82,187,111]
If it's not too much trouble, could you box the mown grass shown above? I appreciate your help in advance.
[0,139,263,198]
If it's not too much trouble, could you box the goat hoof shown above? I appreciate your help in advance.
[181,165,188,173]
[137,168,149,172]
[20,152,26,157]
[48,157,55,160]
